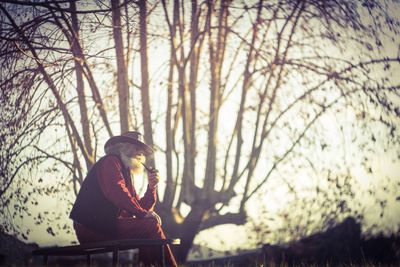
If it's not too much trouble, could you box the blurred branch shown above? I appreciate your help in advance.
[199,211,247,231]
[48,0,114,139]
[243,83,400,204]
[1,0,138,14]
[227,0,265,195]
[0,155,47,197]
[239,1,305,211]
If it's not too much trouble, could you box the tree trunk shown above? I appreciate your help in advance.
[111,0,130,134]
[81,63,114,138]
[49,0,114,138]
[175,2,195,207]
[70,0,94,169]
[138,0,155,168]
[163,0,179,209]
[204,0,229,196]
[188,0,206,191]
[227,0,263,194]
[175,204,207,262]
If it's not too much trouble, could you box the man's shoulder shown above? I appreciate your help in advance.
[97,154,123,168]
[93,155,128,182]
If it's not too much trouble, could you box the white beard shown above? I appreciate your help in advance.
[120,153,144,175]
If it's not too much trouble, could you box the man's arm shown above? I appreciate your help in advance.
[138,185,157,211]
[138,170,159,210]
[97,155,148,218]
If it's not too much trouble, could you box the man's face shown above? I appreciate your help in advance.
[120,145,145,174]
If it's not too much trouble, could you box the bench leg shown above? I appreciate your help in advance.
[161,245,165,267]
[86,254,91,266]
[132,249,138,267]
[43,255,48,267]
[112,248,119,267]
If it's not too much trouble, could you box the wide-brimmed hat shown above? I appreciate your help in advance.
[104,131,154,156]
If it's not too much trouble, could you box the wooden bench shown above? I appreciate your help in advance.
[32,238,180,267]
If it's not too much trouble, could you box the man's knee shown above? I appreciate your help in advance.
[146,217,161,229]
[144,218,164,238]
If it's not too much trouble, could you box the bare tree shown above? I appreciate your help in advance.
[1,0,399,264]
[155,0,400,261]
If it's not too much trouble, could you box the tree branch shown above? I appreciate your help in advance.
[199,212,247,231]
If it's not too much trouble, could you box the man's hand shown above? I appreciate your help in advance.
[148,170,160,188]
[144,210,162,225]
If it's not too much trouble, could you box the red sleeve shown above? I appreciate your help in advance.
[138,185,157,211]
[97,155,147,218]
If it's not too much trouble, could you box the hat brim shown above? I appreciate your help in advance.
[104,136,154,156]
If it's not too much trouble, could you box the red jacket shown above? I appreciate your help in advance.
[97,155,157,218]
[70,154,157,235]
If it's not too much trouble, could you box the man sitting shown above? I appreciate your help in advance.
[70,131,177,267]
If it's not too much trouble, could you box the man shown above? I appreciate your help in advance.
[70,131,177,267]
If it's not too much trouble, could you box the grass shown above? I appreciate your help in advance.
[182,263,400,267]
[24,263,399,267]
[6,261,398,267]
[20,255,398,267]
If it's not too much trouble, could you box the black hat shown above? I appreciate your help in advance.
[104,131,154,156]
